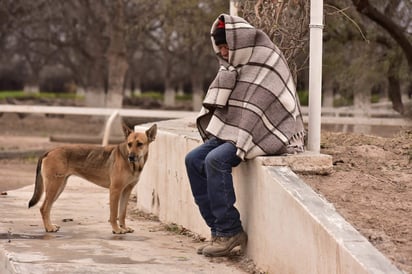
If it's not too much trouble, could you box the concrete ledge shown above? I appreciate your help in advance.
[258,152,333,175]
[135,118,401,274]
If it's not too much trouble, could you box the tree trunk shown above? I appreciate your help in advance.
[407,82,412,100]
[105,0,128,136]
[23,84,39,94]
[85,88,105,108]
[123,69,132,98]
[191,73,204,111]
[86,57,106,108]
[322,81,334,108]
[177,82,184,96]
[353,85,371,134]
[164,78,175,107]
[106,0,127,109]
[133,75,142,96]
[163,56,175,107]
[386,53,404,114]
[23,57,41,94]
[388,76,403,114]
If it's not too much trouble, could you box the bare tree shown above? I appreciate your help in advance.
[138,0,226,109]
[238,0,310,80]
[323,0,411,114]
[176,1,228,111]
[1,0,135,110]
[0,1,58,92]
[351,0,412,114]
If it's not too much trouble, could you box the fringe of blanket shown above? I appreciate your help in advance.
[286,130,306,154]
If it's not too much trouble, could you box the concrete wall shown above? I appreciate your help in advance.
[134,118,401,274]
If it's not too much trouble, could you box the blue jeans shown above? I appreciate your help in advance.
[185,137,243,237]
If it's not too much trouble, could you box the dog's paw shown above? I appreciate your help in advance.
[120,225,134,233]
[112,228,127,234]
[125,227,134,233]
[45,224,60,232]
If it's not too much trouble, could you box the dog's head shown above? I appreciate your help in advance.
[122,123,157,163]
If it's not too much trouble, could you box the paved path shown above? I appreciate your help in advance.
[0,177,248,274]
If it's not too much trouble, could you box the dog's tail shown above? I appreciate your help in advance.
[28,153,47,208]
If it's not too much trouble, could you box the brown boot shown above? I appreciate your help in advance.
[202,231,247,257]
[196,236,217,254]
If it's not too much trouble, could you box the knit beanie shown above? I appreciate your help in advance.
[212,16,226,46]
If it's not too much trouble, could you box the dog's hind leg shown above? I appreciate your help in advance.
[118,184,135,233]
[40,176,68,232]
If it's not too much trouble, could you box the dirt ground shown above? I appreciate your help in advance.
[0,109,411,273]
[301,130,411,273]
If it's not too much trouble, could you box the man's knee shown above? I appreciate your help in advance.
[185,150,196,167]
[204,152,223,171]
[185,149,204,169]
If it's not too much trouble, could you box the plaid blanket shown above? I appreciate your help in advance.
[197,14,305,160]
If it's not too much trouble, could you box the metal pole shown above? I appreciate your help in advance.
[230,0,238,16]
[307,0,324,153]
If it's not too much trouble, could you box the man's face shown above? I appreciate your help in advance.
[218,44,229,60]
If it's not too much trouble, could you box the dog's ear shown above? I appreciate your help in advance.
[122,123,134,139]
[146,124,157,143]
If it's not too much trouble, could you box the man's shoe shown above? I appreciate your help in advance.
[202,231,247,257]
[196,236,217,254]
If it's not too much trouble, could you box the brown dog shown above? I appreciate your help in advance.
[28,123,157,234]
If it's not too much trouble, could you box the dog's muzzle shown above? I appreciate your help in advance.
[128,155,137,162]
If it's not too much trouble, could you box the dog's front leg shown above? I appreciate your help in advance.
[109,186,127,234]
[118,184,135,233]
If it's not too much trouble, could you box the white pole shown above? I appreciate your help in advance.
[307,0,324,153]
[230,0,238,16]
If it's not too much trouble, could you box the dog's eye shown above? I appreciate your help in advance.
[137,142,143,147]
[127,142,132,148]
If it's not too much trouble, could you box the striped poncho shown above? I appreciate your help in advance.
[197,14,305,160]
